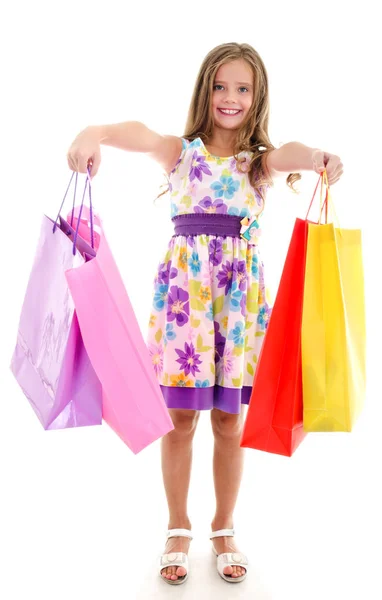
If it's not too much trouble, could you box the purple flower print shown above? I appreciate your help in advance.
[229,157,238,173]
[189,151,212,182]
[167,286,190,327]
[233,258,248,292]
[217,260,234,295]
[240,293,247,317]
[194,196,228,214]
[229,156,250,174]
[208,238,223,267]
[220,346,234,376]
[214,321,227,364]
[148,344,164,376]
[175,342,202,377]
[157,261,178,285]
[255,191,264,208]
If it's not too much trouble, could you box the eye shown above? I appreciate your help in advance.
[213,84,224,91]
[239,87,249,93]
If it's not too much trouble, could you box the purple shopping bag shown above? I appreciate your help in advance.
[10,175,103,430]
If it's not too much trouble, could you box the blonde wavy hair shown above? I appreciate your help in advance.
[158,42,301,204]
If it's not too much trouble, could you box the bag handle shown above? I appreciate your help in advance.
[306,169,342,233]
[320,170,343,237]
[53,167,95,255]
[320,169,341,225]
[306,172,328,223]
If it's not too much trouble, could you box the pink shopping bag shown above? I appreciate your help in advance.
[64,170,174,454]
[67,204,101,251]
[10,207,103,430]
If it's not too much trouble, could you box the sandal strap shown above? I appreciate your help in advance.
[217,551,248,567]
[167,528,193,540]
[160,551,189,568]
[210,528,235,539]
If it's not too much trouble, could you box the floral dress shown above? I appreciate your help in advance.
[146,137,272,414]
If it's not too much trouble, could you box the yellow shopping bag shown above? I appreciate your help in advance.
[301,171,366,432]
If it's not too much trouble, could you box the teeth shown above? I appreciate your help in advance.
[220,109,240,115]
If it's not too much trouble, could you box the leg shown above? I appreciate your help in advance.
[160,408,200,582]
[210,404,247,579]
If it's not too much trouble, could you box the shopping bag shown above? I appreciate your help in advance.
[240,219,307,456]
[10,201,103,430]
[240,226,308,456]
[67,204,101,251]
[302,171,366,431]
[240,175,329,456]
[64,169,175,454]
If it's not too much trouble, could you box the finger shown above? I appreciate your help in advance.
[312,150,325,173]
[328,171,343,185]
[67,153,82,173]
[325,157,342,180]
[73,157,81,173]
[66,153,77,172]
[314,165,326,175]
[331,164,344,180]
[327,168,344,185]
[72,153,89,174]
[81,154,91,174]
[90,152,101,178]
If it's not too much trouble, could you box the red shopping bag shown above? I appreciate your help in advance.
[240,176,325,456]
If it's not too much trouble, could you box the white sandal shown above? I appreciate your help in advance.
[159,528,193,585]
[210,528,248,583]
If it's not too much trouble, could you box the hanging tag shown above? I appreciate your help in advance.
[240,216,262,243]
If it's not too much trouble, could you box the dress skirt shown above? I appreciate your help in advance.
[146,214,272,415]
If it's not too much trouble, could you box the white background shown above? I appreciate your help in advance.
[1,1,381,599]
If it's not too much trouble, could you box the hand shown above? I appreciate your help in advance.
[67,126,102,177]
[312,149,343,185]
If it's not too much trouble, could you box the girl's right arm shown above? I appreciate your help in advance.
[67,121,183,177]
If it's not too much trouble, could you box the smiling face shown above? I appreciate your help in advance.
[211,59,254,132]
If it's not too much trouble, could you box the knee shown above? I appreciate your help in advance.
[210,408,243,440]
[169,409,200,437]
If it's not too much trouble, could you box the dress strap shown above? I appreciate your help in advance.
[169,138,190,176]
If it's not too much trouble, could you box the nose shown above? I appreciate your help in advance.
[222,88,239,104]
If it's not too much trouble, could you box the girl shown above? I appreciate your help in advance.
[67,42,343,586]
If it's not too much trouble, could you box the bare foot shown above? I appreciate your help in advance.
[211,532,247,579]
[160,534,191,582]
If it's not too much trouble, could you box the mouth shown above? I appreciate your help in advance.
[217,108,242,117]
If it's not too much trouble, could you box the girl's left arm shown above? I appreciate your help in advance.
[266,141,344,185]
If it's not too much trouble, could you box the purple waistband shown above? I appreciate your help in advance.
[172,213,242,237]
